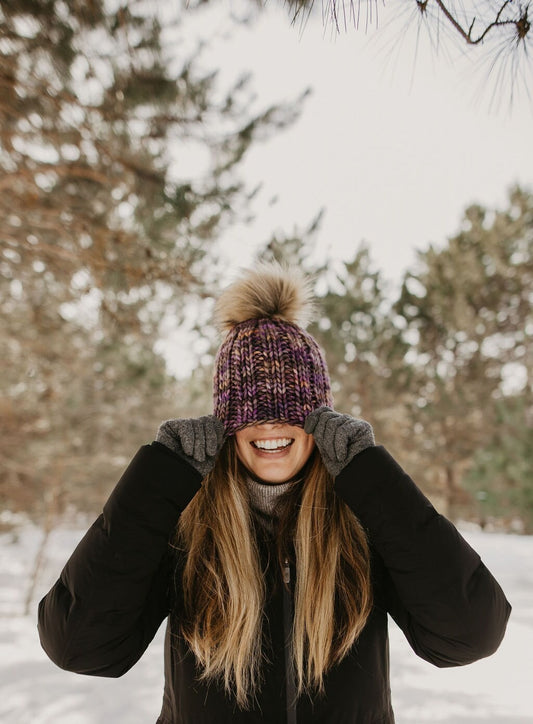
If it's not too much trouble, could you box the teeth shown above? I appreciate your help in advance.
[253,438,292,451]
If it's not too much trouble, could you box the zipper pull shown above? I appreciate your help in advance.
[283,558,291,585]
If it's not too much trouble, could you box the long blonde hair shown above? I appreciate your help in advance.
[175,439,372,708]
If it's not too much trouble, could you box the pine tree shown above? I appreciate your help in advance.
[395,186,533,518]
[464,397,533,533]
[0,0,303,518]
[286,0,532,100]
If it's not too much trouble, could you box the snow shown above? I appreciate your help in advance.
[1,523,531,723]
[388,530,533,723]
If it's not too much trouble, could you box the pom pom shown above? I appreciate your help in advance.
[215,262,314,332]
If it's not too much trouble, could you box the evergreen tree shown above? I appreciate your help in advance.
[395,186,532,517]
[464,396,533,533]
[0,0,303,518]
[286,0,532,100]
[255,191,532,525]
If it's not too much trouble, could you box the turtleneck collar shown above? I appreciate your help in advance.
[246,476,297,518]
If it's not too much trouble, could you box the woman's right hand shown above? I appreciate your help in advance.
[156,415,226,478]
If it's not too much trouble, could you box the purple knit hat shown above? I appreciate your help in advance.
[213,264,333,435]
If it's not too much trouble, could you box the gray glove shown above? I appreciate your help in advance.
[156,415,226,478]
[304,406,375,478]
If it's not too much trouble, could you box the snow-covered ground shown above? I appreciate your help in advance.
[1,522,531,723]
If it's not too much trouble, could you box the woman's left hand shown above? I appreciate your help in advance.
[304,406,375,478]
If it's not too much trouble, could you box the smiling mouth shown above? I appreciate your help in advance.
[251,438,294,452]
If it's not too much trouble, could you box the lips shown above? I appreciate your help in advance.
[251,438,293,452]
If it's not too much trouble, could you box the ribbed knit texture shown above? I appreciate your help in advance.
[213,318,333,435]
[246,477,295,517]
[246,476,296,534]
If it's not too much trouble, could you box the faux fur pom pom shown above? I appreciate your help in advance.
[215,262,314,332]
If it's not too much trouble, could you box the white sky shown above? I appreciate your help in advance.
[159,1,533,375]
[177,1,532,285]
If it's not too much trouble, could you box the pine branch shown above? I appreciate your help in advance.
[431,0,523,46]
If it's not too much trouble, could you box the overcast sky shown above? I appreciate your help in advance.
[176,2,532,286]
[160,1,533,374]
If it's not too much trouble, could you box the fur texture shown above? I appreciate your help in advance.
[215,262,314,332]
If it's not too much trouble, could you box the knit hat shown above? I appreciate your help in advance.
[213,262,333,435]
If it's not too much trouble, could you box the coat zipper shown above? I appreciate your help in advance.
[282,558,297,724]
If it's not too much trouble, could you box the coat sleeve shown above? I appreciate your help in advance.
[37,442,202,677]
[334,445,511,667]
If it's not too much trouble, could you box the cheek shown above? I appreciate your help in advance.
[234,435,248,463]
[299,436,315,462]
[234,437,243,456]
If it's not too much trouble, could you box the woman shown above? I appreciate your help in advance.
[38,263,511,723]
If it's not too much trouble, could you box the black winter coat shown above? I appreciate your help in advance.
[38,443,511,723]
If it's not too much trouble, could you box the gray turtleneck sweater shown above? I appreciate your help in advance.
[245,476,297,532]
